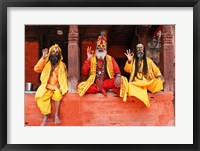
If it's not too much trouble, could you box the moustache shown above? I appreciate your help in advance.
[96,49,107,60]
[137,52,144,59]
[98,49,104,52]
[49,54,61,66]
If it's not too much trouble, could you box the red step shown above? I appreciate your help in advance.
[25,91,175,126]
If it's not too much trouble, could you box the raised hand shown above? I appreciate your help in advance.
[87,46,94,60]
[42,48,49,59]
[124,49,134,62]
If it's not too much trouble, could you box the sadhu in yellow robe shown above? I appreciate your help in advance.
[124,57,164,108]
[34,47,68,115]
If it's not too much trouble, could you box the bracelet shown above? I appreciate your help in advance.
[115,74,121,77]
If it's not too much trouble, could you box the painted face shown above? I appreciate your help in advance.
[96,43,107,51]
[51,47,60,56]
[136,43,144,59]
[49,47,61,66]
[96,32,107,58]
[136,43,144,52]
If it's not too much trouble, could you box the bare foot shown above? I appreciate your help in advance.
[40,115,48,126]
[101,89,107,96]
[55,115,61,124]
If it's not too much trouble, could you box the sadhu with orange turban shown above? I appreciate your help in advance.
[34,44,68,126]
[77,32,128,100]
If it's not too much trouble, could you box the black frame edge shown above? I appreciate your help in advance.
[0,0,198,7]
[1,1,8,150]
[0,0,2,149]
[194,1,200,151]
[1,0,199,151]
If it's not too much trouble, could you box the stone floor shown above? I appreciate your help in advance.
[25,91,175,126]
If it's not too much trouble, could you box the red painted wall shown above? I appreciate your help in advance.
[25,41,40,89]
[107,45,128,59]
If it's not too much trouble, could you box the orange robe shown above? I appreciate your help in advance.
[34,57,68,115]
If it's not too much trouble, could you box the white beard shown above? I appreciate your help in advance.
[95,49,107,60]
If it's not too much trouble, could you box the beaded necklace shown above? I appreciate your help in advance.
[95,58,105,87]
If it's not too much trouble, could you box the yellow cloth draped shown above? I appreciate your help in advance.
[128,78,163,108]
[106,55,114,78]
[119,76,128,101]
[78,55,116,96]
[123,57,164,108]
[78,55,128,99]
[78,55,114,96]
[37,89,62,115]
[35,61,68,100]
[77,55,97,97]
[125,57,162,82]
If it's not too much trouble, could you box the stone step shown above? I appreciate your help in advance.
[25,91,175,126]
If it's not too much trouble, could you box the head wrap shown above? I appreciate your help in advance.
[96,31,107,50]
[48,44,63,60]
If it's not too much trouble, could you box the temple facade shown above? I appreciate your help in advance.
[25,25,175,126]
[25,25,175,93]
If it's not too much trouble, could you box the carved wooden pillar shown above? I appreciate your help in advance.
[160,25,175,92]
[68,25,80,92]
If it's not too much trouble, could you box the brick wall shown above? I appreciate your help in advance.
[25,92,175,126]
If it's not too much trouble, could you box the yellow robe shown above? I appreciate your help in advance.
[34,58,68,115]
[124,57,163,108]
[34,58,68,98]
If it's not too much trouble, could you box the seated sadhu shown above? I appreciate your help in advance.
[34,44,68,126]
[124,42,164,108]
[77,32,127,98]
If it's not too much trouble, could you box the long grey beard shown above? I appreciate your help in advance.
[137,52,144,59]
[96,50,107,60]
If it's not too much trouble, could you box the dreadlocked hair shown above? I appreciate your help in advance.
[133,42,148,80]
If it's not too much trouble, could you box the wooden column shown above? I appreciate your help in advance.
[160,25,175,92]
[68,25,80,92]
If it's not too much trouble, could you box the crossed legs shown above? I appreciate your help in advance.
[84,78,120,95]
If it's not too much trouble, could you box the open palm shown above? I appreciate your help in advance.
[42,48,49,59]
[87,46,94,60]
[124,49,134,61]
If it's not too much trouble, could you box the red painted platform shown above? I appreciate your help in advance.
[25,91,175,126]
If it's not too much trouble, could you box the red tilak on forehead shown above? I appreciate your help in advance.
[96,31,107,49]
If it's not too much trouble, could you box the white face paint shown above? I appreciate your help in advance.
[136,43,144,59]
[51,47,60,55]
[136,44,144,52]
[95,49,107,60]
